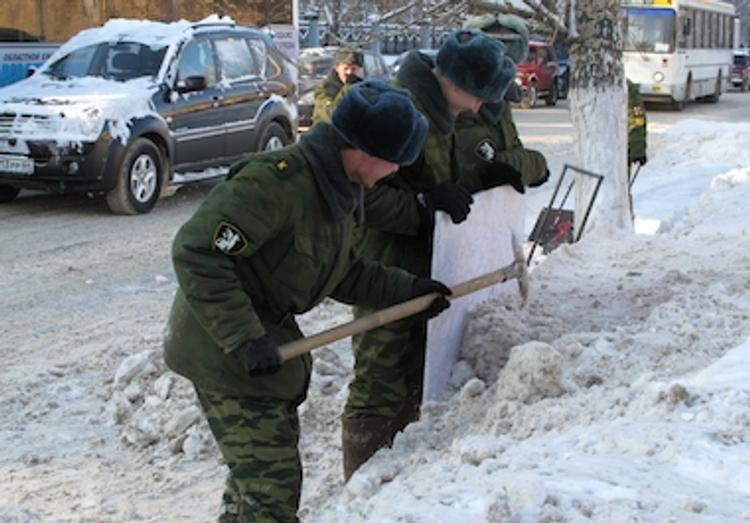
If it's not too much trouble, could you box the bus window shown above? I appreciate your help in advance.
[624,7,676,53]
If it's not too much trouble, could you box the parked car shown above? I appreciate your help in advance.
[515,40,559,108]
[0,17,298,214]
[732,50,749,92]
[297,46,390,128]
[554,41,570,100]
[389,48,437,76]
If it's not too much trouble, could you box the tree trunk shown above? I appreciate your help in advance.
[569,0,631,234]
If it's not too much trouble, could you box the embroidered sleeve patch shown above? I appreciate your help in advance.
[475,139,497,162]
[213,222,248,255]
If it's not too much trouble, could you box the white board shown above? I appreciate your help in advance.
[423,186,525,401]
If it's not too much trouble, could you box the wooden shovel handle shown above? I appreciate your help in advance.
[279,262,521,361]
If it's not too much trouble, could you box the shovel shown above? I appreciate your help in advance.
[279,236,529,362]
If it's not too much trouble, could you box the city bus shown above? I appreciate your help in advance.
[622,0,736,110]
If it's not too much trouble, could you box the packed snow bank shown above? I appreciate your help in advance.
[306,164,750,522]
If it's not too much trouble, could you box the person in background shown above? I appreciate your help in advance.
[455,14,550,194]
[311,47,364,124]
[163,80,452,523]
[342,29,518,481]
[627,79,647,216]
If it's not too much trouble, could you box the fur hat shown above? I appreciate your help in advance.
[335,47,364,67]
[436,29,517,104]
[462,14,530,64]
[331,80,428,165]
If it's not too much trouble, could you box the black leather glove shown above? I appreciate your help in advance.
[410,277,452,321]
[528,169,550,188]
[344,73,363,85]
[418,183,474,224]
[632,155,647,167]
[233,335,283,376]
[477,162,525,194]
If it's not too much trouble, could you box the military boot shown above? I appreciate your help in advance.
[341,416,399,481]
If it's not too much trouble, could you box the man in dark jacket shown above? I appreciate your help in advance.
[342,29,518,481]
[163,80,450,523]
[312,47,364,124]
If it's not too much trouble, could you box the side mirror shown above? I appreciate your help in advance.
[176,75,207,93]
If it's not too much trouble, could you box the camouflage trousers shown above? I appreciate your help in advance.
[195,387,302,523]
[343,307,427,425]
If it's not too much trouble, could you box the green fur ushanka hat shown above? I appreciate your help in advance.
[436,29,517,104]
[335,47,364,67]
[331,80,428,165]
[462,13,530,64]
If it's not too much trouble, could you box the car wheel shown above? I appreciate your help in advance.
[525,82,538,109]
[0,183,20,203]
[106,138,163,215]
[545,81,558,106]
[259,122,290,151]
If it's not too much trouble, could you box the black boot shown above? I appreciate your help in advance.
[341,416,399,481]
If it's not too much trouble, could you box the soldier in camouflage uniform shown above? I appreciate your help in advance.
[311,47,364,125]
[628,79,647,168]
[342,30,518,480]
[163,81,451,523]
[628,79,647,215]
[456,14,550,192]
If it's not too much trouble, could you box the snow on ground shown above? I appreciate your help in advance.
[2,117,750,522]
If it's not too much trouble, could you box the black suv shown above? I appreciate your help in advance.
[0,18,298,214]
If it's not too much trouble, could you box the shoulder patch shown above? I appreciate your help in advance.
[475,139,497,162]
[275,159,288,172]
[213,222,248,255]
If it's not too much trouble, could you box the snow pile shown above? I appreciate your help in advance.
[306,167,750,522]
[105,348,217,459]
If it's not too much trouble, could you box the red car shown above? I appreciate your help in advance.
[732,51,749,92]
[515,41,559,108]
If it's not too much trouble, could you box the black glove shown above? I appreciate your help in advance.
[418,183,474,224]
[233,335,283,376]
[632,155,647,167]
[527,169,550,188]
[344,73,363,85]
[410,277,452,321]
[477,162,525,194]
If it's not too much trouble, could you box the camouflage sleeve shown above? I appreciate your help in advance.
[171,169,290,353]
[330,251,415,307]
[312,83,336,125]
[493,104,549,186]
[362,178,423,236]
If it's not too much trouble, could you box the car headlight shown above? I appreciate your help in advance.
[653,72,664,83]
[514,76,523,86]
[63,106,104,136]
[299,91,315,105]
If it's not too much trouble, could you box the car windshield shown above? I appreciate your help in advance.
[735,55,748,67]
[624,7,675,54]
[298,50,334,77]
[45,41,168,81]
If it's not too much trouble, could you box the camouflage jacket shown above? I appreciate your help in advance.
[312,69,353,125]
[164,124,415,398]
[454,101,549,189]
[628,80,647,163]
[358,50,456,275]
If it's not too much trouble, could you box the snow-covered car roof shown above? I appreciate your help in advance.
[42,15,235,69]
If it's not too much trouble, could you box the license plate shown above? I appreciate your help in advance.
[0,155,34,175]
[651,85,661,92]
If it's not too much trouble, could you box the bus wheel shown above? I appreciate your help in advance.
[671,98,685,111]
[707,73,721,103]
